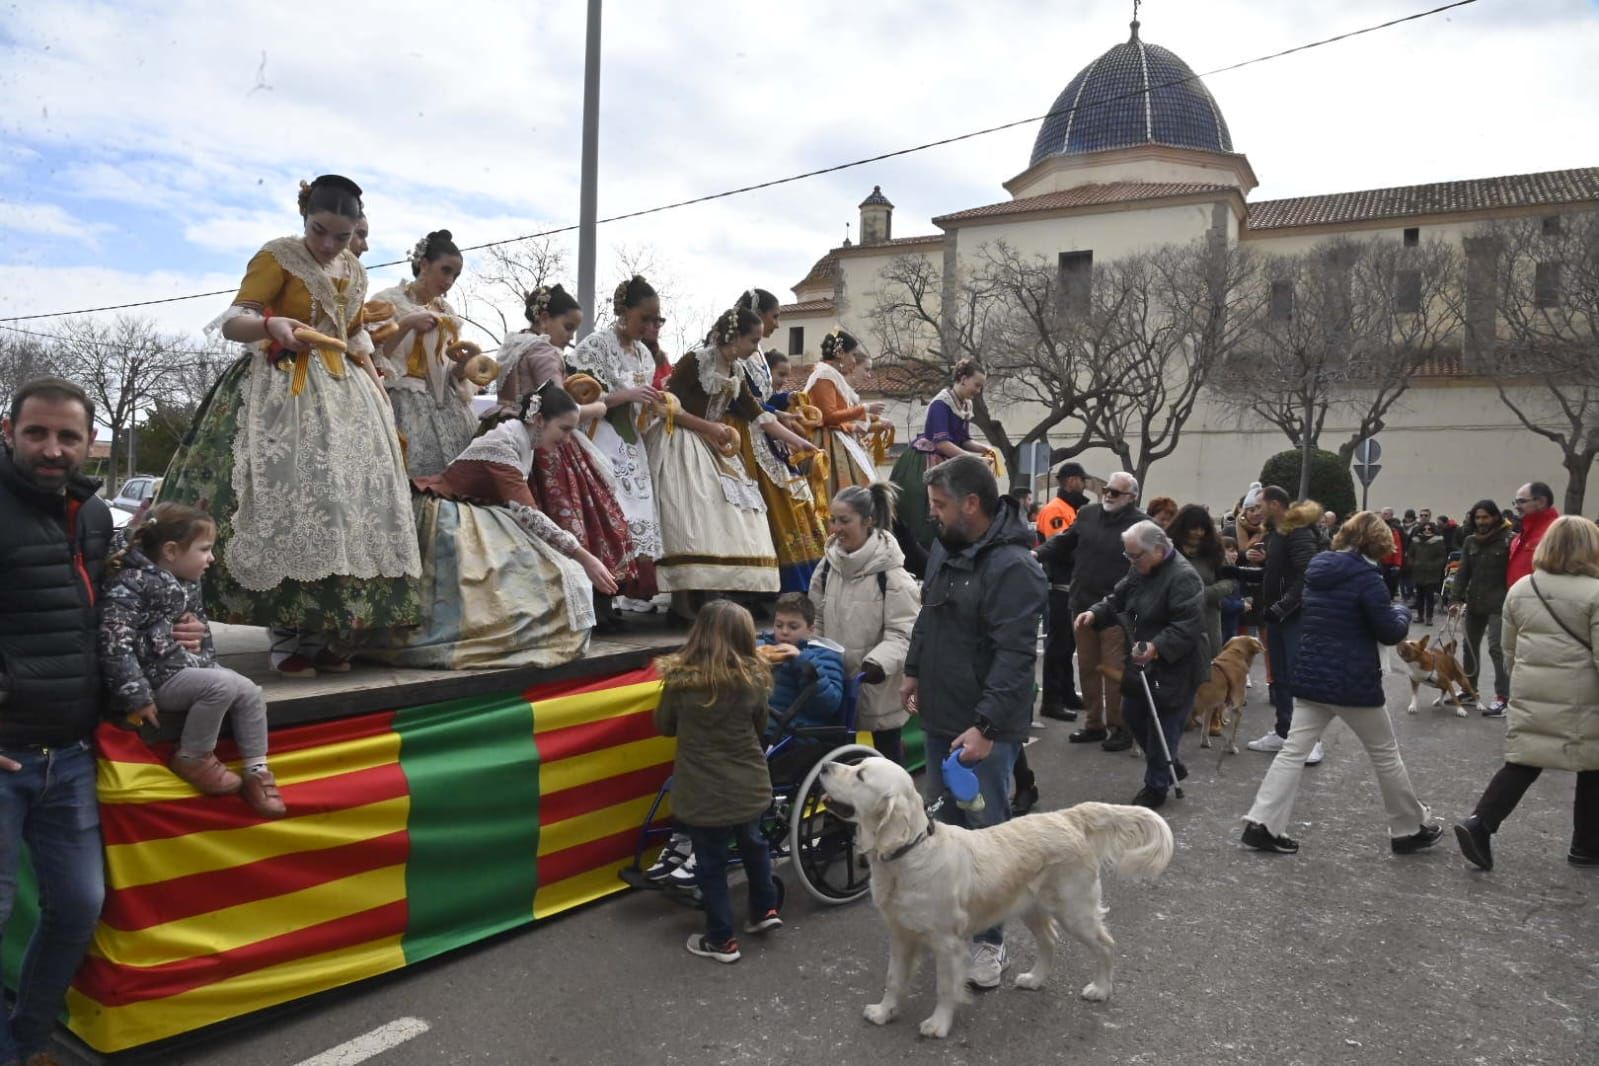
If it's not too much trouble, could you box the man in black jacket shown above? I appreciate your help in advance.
[1037,471,1147,751]
[0,377,112,1064]
[1037,462,1091,721]
[902,456,1046,989]
[1076,519,1206,808]
[1448,499,1514,716]
[1241,486,1327,760]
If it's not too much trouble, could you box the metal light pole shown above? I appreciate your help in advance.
[575,0,602,340]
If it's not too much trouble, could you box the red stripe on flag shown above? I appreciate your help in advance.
[537,822,668,886]
[101,830,410,933]
[534,709,659,764]
[538,763,672,825]
[522,663,659,704]
[99,763,409,847]
[73,899,409,1008]
[94,711,398,767]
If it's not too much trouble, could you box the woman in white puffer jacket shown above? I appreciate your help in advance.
[809,484,921,764]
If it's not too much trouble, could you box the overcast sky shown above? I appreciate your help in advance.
[2,0,1597,349]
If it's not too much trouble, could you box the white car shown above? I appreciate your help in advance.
[110,475,161,514]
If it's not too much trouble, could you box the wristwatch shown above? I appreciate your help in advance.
[974,716,1000,741]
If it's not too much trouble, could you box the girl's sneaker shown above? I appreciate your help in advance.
[170,753,242,796]
[745,909,783,934]
[685,934,740,963]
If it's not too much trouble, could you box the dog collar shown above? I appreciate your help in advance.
[882,818,936,863]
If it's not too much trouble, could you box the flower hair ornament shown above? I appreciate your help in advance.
[527,285,553,323]
[407,235,430,274]
[296,179,312,215]
[712,308,743,347]
[744,288,761,314]
[517,390,545,424]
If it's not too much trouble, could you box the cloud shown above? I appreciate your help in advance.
[1,0,1597,342]
[0,200,113,243]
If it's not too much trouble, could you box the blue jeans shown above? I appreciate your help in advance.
[923,731,1020,946]
[684,820,778,946]
[1265,618,1302,738]
[1120,695,1188,792]
[0,740,105,1061]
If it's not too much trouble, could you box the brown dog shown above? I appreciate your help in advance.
[1191,636,1265,752]
[1396,634,1478,717]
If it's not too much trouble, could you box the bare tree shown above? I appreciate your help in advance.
[52,316,185,487]
[449,237,569,346]
[1472,212,1599,513]
[0,332,60,417]
[1084,242,1259,485]
[1213,237,1459,497]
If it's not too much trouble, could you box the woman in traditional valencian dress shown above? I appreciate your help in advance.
[567,275,666,563]
[889,358,998,549]
[372,230,480,477]
[357,382,620,670]
[731,288,827,593]
[804,328,885,497]
[487,284,636,629]
[648,308,820,615]
[160,175,421,678]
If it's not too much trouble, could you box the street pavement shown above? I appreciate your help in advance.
[73,624,1597,1066]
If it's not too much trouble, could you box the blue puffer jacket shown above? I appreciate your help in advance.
[759,634,845,732]
[1292,550,1411,707]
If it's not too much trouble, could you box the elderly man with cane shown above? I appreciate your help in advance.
[1075,520,1207,809]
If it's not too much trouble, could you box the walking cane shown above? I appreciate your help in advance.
[1133,653,1184,800]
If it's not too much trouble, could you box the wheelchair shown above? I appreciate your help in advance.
[619,667,878,906]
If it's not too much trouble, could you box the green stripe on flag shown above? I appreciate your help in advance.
[397,692,541,964]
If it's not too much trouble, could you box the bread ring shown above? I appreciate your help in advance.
[756,643,800,664]
[368,321,400,344]
[463,353,501,388]
[446,340,483,363]
[563,373,604,405]
[362,299,396,322]
[714,425,741,459]
[292,326,347,352]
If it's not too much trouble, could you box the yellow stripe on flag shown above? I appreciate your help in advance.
[533,859,639,920]
[535,794,663,858]
[66,934,407,1053]
[106,795,411,888]
[91,865,407,969]
[97,731,402,805]
[532,680,663,734]
[537,736,674,797]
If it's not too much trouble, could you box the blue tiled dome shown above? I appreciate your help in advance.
[1029,21,1232,168]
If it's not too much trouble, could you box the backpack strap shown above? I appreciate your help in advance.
[1529,575,1593,651]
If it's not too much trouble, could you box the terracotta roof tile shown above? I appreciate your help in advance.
[777,298,835,316]
[934,181,1235,225]
[793,251,838,293]
[1246,167,1599,231]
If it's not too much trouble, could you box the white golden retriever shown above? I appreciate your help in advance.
[819,756,1173,1039]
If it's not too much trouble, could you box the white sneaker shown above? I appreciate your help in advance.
[968,941,1008,990]
[643,833,692,881]
[1246,731,1285,753]
[666,852,699,888]
[1305,741,1325,766]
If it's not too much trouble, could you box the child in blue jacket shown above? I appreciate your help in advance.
[760,593,846,737]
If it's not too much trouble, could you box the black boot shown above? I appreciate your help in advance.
[1454,816,1493,871]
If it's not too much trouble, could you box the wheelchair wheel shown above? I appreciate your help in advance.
[787,743,879,905]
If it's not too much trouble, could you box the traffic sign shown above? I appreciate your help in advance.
[1355,438,1382,465]
[1353,463,1381,487]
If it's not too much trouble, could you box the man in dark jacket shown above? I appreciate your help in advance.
[1448,499,1513,716]
[0,377,113,1064]
[1036,462,1091,721]
[1037,470,1148,751]
[1241,486,1327,760]
[902,455,1045,988]
[1076,520,1206,809]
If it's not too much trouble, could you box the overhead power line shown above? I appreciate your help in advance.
[0,0,1481,326]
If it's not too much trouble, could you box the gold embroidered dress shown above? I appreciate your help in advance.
[734,353,826,593]
[804,361,877,497]
[160,237,421,633]
[372,283,479,477]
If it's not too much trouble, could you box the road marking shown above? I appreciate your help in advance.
[294,1018,431,1065]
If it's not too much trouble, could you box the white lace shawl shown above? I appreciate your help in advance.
[805,360,861,407]
[452,422,582,557]
[373,283,473,405]
[694,347,744,423]
[931,386,973,424]
[494,332,545,392]
[568,326,651,393]
[741,352,774,401]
